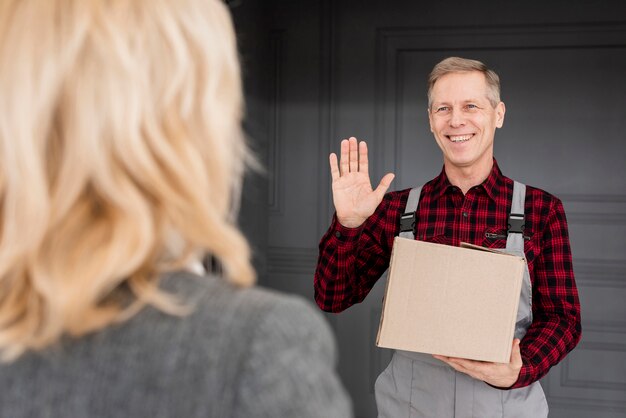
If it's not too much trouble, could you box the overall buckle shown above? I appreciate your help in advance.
[507,213,525,234]
[400,212,415,234]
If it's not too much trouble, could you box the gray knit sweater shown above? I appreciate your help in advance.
[0,271,352,418]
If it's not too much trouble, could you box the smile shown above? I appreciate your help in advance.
[447,134,473,143]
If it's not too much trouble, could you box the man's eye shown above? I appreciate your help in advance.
[466,104,478,109]
[436,106,449,112]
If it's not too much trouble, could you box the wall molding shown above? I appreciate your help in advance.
[560,193,626,225]
[374,22,626,189]
[268,30,285,215]
[566,212,626,225]
[560,193,626,203]
[584,319,626,334]
[317,0,337,237]
[560,341,626,391]
[548,396,626,414]
[267,246,318,275]
[574,258,626,288]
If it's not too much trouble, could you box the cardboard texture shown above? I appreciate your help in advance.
[376,237,525,363]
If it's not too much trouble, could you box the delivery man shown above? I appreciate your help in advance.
[314,57,581,417]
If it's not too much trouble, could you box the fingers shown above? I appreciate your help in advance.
[449,361,474,377]
[349,137,358,172]
[329,153,340,181]
[332,138,387,190]
[435,350,520,387]
[358,141,369,175]
[434,355,476,377]
[447,358,477,372]
[337,137,365,176]
[339,139,349,176]
[374,172,395,199]
[510,339,522,366]
[435,355,489,374]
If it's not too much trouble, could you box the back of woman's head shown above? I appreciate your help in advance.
[0,0,254,360]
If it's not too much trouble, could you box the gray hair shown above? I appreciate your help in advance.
[427,57,501,108]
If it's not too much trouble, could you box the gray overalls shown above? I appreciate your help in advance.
[374,181,549,418]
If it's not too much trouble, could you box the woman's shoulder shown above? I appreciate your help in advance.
[159,270,335,351]
[159,271,352,417]
[162,272,351,417]
[0,271,350,418]
[162,270,323,322]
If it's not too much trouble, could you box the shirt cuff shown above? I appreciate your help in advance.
[329,213,364,244]
[510,363,533,389]
[485,363,532,391]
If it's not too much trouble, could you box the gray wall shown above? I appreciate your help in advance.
[233,1,626,417]
[230,0,272,278]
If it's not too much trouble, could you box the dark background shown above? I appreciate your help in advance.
[230,1,626,417]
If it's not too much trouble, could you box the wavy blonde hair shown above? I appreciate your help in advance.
[0,0,255,361]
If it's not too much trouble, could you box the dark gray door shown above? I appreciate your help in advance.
[262,1,626,416]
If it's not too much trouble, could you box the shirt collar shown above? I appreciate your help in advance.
[431,158,506,203]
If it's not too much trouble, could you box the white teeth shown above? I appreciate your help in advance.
[449,135,472,143]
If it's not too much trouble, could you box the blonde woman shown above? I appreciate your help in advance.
[0,0,352,416]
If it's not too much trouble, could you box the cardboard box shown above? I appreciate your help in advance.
[376,237,525,363]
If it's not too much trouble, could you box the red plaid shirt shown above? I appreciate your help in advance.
[314,160,581,389]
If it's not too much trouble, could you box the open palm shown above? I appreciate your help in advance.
[330,137,395,228]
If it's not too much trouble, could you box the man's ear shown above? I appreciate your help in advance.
[496,102,506,128]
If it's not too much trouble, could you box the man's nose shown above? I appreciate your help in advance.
[449,108,465,127]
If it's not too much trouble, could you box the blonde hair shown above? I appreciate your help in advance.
[0,0,255,360]
[427,57,501,108]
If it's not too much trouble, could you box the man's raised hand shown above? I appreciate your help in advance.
[329,137,395,228]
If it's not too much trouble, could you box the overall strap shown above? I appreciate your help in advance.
[399,186,422,239]
[506,181,527,253]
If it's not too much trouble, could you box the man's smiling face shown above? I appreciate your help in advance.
[428,71,505,171]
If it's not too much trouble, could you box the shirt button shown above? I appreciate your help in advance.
[462,212,469,218]
[335,231,342,238]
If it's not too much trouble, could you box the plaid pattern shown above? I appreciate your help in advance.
[314,160,581,389]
